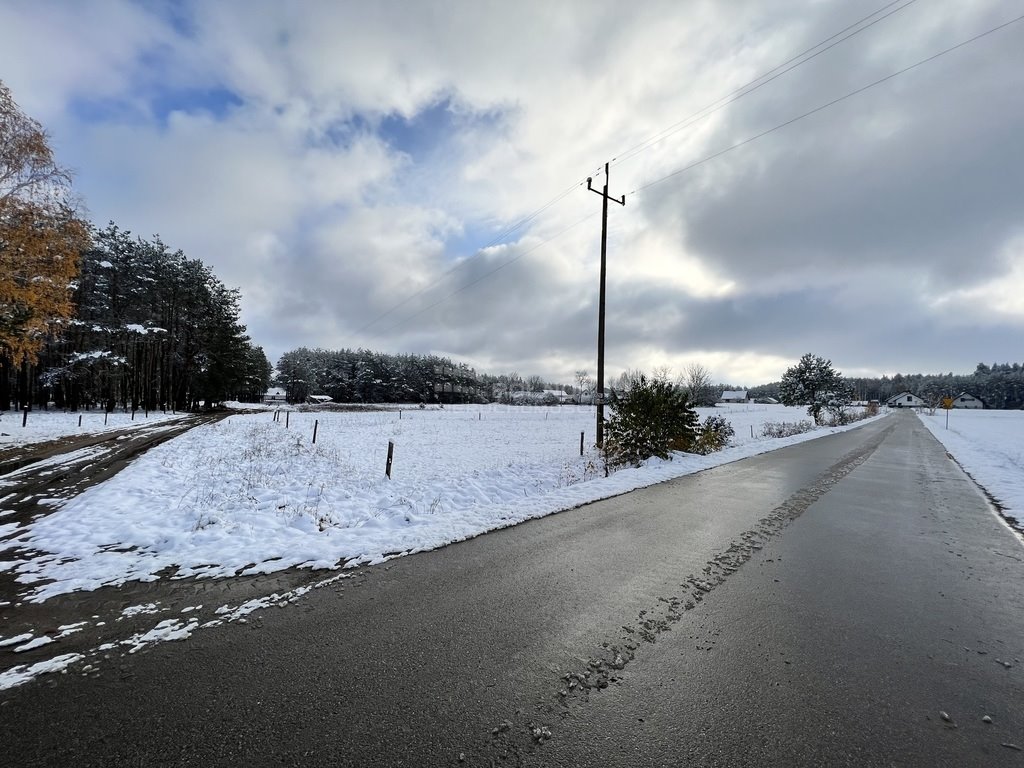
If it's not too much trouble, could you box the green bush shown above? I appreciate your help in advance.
[694,414,735,454]
[605,374,698,467]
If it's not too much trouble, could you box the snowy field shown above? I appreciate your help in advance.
[0,408,186,448]
[0,403,883,603]
[918,408,1024,526]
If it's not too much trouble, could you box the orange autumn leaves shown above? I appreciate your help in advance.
[1,80,89,366]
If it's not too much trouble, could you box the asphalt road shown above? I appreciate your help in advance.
[2,411,1021,766]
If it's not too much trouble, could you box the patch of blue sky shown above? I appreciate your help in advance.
[69,85,243,128]
[377,99,455,159]
[445,222,508,262]
[325,97,506,158]
[129,0,195,37]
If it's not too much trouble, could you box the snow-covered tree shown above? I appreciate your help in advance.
[605,373,698,466]
[778,353,851,425]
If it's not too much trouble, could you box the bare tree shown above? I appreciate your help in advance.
[574,368,592,394]
[681,362,716,407]
[525,374,545,393]
[652,364,673,384]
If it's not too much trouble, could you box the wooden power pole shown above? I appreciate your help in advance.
[587,162,625,448]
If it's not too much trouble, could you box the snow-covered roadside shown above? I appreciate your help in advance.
[1,404,885,603]
[918,409,1024,529]
[0,409,187,449]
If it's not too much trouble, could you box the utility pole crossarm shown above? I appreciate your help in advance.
[587,176,626,207]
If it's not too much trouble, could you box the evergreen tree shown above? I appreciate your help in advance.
[778,353,851,425]
[605,373,698,466]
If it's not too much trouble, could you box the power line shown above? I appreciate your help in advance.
[612,0,918,167]
[371,11,1021,342]
[629,13,1024,197]
[354,3,917,341]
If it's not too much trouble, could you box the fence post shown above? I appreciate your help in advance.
[78,414,82,427]
[312,419,319,444]
[580,431,585,456]
[385,441,394,478]
[750,424,754,438]
[104,411,108,426]
[22,407,28,427]
[285,411,290,429]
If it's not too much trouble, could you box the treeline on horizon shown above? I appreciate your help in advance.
[3,223,272,412]
[278,348,1024,410]
[276,347,581,405]
[749,362,1024,410]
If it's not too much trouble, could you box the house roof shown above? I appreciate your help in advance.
[954,391,984,402]
[886,390,917,399]
[721,390,747,399]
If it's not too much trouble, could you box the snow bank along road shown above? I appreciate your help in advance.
[0,403,879,677]
[2,411,1021,766]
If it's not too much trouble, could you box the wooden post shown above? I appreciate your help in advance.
[285,411,290,429]
[385,441,394,478]
[580,431,585,456]
[312,419,319,444]
[750,424,754,438]
[131,408,136,421]
[78,414,82,427]
[104,411,108,426]
[22,407,28,427]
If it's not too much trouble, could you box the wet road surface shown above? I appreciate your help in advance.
[1,411,1021,766]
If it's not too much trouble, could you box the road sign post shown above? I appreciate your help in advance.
[941,397,954,429]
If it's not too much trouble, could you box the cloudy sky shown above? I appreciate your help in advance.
[1,0,1021,386]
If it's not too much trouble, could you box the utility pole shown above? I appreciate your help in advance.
[587,162,625,449]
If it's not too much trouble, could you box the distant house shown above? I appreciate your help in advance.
[306,394,333,405]
[753,396,779,405]
[263,387,287,405]
[575,389,595,405]
[513,389,571,405]
[542,389,572,404]
[952,392,984,409]
[886,391,924,408]
[720,390,748,404]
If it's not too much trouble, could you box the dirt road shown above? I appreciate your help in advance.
[0,412,326,672]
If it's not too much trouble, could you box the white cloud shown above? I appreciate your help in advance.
[1,0,1021,385]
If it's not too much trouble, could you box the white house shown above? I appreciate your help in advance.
[886,391,924,408]
[720,390,748,404]
[263,387,287,405]
[513,389,571,404]
[952,392,984,409]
